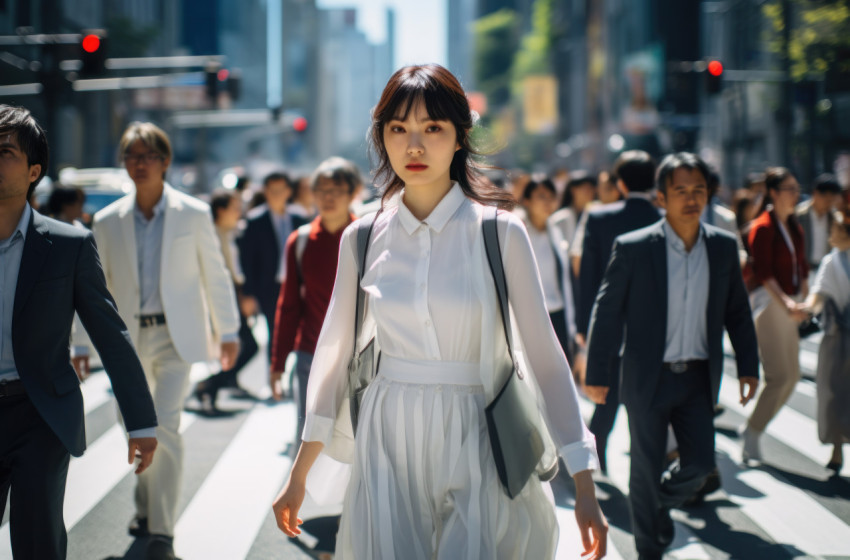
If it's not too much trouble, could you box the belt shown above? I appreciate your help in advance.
[0,380,26,399]
[662,360,709,374]
[139,313,167,328]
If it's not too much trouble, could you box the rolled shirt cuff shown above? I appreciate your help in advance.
[302,412,335,446]
[128,427,157,439]
[220,332,239,344]
[559,438,600,476]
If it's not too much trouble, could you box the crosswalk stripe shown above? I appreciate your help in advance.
[0,412,196,558]
[173,401,295,559]
[715,433,850,557]
[717,373,849,476]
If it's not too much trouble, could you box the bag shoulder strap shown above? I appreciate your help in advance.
[482,206,521,378]
[352,211,380,352]
[294,223,312,282]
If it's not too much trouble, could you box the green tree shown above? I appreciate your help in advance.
[473,9,520,108]
[512,0,555,81]
[763,0,850,80]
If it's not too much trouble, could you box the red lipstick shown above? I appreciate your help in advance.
[405,163,428,171]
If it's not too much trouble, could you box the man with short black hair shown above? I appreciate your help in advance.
[239,172,307,363]
[797,174,842,269]
[585,152,759,560]
[575,150,661,473]
[0,105,158,559]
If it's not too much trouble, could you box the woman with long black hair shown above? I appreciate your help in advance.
[271,64,606,559]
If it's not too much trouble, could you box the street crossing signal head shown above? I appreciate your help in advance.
[706,60,723,94]
[292,116,308,133]
[79,30,107,77]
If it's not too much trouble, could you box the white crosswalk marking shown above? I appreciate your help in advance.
[173,402,295,559]
[715,433,850,557]
[2,336,847,560]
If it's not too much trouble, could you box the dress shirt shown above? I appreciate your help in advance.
[134,194,168,315]
[271,210,294,282]
[810,209,829,265]
[663,220,710,362]
[0,204,31,382]
[526,224,564,312]
[303,184,598,475]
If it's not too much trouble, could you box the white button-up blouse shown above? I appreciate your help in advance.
[303,184,598,477]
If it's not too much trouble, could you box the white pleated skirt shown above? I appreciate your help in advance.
[336,355,558,559]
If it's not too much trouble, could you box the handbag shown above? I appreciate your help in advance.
[482,206,558,499]
[347,211,381,433]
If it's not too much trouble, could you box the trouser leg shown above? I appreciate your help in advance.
[1,395,70,560]
[292,351,314,450]
[626,400,670,559]
[589,371,620,473]
[661,370,716,508]
[748,299,801,432]
[135,325,192,537]
[204,312,259,392]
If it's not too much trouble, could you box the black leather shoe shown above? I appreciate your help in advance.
[128,516,149,537]
[146,535,176,560]
[826,461,843,474]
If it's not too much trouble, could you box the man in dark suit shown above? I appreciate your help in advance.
[0,106,158,559]
[239,172,307,364]
[575,150,661,473]
[584,152,759,560]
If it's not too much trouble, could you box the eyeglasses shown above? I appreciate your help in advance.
[313,187,348,198]
[125,152,164,165]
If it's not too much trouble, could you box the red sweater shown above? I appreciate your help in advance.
[746,210,809,296]
[271,216,353,371]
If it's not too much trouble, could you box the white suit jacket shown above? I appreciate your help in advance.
[92,184,240,363]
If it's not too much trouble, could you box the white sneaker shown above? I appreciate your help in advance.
[740,425,763,464]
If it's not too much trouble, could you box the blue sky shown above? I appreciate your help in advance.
[316,0,447,67]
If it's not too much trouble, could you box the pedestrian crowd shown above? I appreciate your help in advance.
[0,62,848,560]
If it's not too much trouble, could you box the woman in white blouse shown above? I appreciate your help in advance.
[520,176,577,365]
[271,64,607,559]
[803,212,850,474]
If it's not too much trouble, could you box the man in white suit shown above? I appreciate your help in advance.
[93,122,240,560]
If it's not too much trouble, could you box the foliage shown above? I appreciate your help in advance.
[473,9,520,107]
[763,0,850,80]
[512,0,555,80]
[105,17,161,59]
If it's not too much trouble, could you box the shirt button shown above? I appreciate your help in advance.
[424,319,431,327]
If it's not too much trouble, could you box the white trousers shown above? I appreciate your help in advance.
[134,324,191,537]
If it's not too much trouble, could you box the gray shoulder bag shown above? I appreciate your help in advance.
[482,206,558,499]
[348,212,381,433]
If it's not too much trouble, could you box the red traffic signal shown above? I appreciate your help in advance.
[706,60,723,94]
[292,116,308,132]
[708,60,723,77]
[79,30,108,76]
[82,34,101,53]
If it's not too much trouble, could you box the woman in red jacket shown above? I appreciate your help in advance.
[741,167,810,463]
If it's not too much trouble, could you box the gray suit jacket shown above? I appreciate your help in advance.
[13,211,157,457]
[585,219,759,410]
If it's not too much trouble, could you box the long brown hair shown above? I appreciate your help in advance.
[369,64,514,210]
[756,166,793,217]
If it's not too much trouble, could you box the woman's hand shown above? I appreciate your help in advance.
[785,300,809,323]
[573,470,608,559]
[272,476,306,537]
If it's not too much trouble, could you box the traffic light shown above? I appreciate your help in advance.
[79,30,107,77]
[706,60,723,94]
[292,116,308,133]
[227,69,241,102]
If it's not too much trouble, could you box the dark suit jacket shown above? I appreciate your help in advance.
[577,197,660,335]
[239,208,307,317]
[585,220,759,411]
[13,211,157,457]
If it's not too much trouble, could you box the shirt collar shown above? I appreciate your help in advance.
[663,219,704,254]
[397,182,466,235]
[133,191,167,221]
[15,203,31,242]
